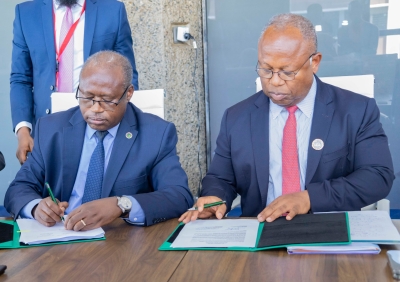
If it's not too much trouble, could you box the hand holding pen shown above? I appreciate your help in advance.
[45,182,65,222]
[178,196,227,224]
[32,183,69,227]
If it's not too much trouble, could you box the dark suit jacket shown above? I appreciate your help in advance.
[10,0,139,131]
[5,104,193,226]
[202,76,394,216]
[0,152,5,171]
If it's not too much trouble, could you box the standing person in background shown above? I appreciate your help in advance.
[10,0,139,164]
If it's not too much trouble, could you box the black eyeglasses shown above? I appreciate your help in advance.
[75,85,130,111]
[256,53,316,81]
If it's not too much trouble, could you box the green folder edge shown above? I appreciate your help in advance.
[0,220,105,249]
[159,213,351,252]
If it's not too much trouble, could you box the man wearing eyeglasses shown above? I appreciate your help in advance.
[180,13,394,223]
[5,51,193,230]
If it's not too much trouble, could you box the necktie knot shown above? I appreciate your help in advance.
[286,105,298,114]
[96,131,108,142]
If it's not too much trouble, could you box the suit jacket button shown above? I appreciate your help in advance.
[45,109,50,114]
[50,85,54,91]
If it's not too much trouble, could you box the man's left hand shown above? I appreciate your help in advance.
[257,191,311,222]
[65,197,122,231]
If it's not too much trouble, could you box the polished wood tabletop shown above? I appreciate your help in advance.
[0,218,186,282]
[0,218,399,282]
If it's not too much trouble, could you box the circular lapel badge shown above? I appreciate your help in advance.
[312,139,324,150]
[126,132,133,139]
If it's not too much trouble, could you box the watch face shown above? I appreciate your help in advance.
[121,197,132,209]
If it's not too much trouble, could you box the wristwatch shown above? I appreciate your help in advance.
[117,196,132,217]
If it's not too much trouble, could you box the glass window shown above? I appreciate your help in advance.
[205,0,400,211]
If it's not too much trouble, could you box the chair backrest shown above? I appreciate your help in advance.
[255,74,374,98]
[255,75,389,213]
[51,89,165,119]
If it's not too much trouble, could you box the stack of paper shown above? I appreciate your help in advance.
[17,218,105,245]
[287,242,381,254]
[347,210,400,244]
[287,210,400,254]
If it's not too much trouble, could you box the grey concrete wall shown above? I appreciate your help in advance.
[123,0,206,197]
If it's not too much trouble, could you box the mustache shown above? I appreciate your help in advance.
[58,0,79,7]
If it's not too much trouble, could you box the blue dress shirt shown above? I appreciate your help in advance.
[21,123,145,224]
[267,77,317,205]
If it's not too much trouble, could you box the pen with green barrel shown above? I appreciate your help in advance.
[187,200,226,211]
[44,182,65,222]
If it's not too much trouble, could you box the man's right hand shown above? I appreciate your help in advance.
[16,127,33,165]
[178,196,226,224]
[33,197,68,227]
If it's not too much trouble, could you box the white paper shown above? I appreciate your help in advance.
[287,242,381,255]
[17,217,105,245]
[171,219,259,248]
[348,210,400,244]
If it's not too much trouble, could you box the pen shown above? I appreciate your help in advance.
[45,182,65,222]
[188,200,226,211]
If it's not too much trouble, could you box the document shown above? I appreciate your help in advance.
[287,242,381,255]
[17,218,105,245]
[347,210,400,244]
[171,219,259,248]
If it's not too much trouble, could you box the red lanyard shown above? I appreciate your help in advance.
[53,1,86,89]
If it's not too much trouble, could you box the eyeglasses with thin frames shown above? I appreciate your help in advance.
[75,85,130,111]
[256,53,316,81]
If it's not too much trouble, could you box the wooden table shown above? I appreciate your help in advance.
[0,219,399,282]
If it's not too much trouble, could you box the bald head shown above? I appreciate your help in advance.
[256,14,322,107]
[81,51,133,90]
[259,13,317,54]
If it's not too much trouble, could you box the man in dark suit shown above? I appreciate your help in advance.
[5,51,192,230]
[180,13,394,224]
[11,0,139,165]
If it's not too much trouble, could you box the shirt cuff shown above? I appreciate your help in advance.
[123,196,145,225]
[20,199,41,219]
[15,122,32,136]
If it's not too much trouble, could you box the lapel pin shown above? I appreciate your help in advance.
[126,132,133,139]
[312,139,324,150]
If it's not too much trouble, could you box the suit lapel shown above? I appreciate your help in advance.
[102,104,138,197]
[305,77,335,185]
[41,0,56,72]
[62,109,86,201]
[251,93,270,207]
[84,0,97,60]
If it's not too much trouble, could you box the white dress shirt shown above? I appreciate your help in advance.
[267,77,317,205]
[15,0,85,134]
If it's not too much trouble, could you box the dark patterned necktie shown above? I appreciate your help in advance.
[82,131,109,203]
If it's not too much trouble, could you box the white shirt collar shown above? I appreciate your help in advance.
[270,76,317,119]
[53,0,85,10]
